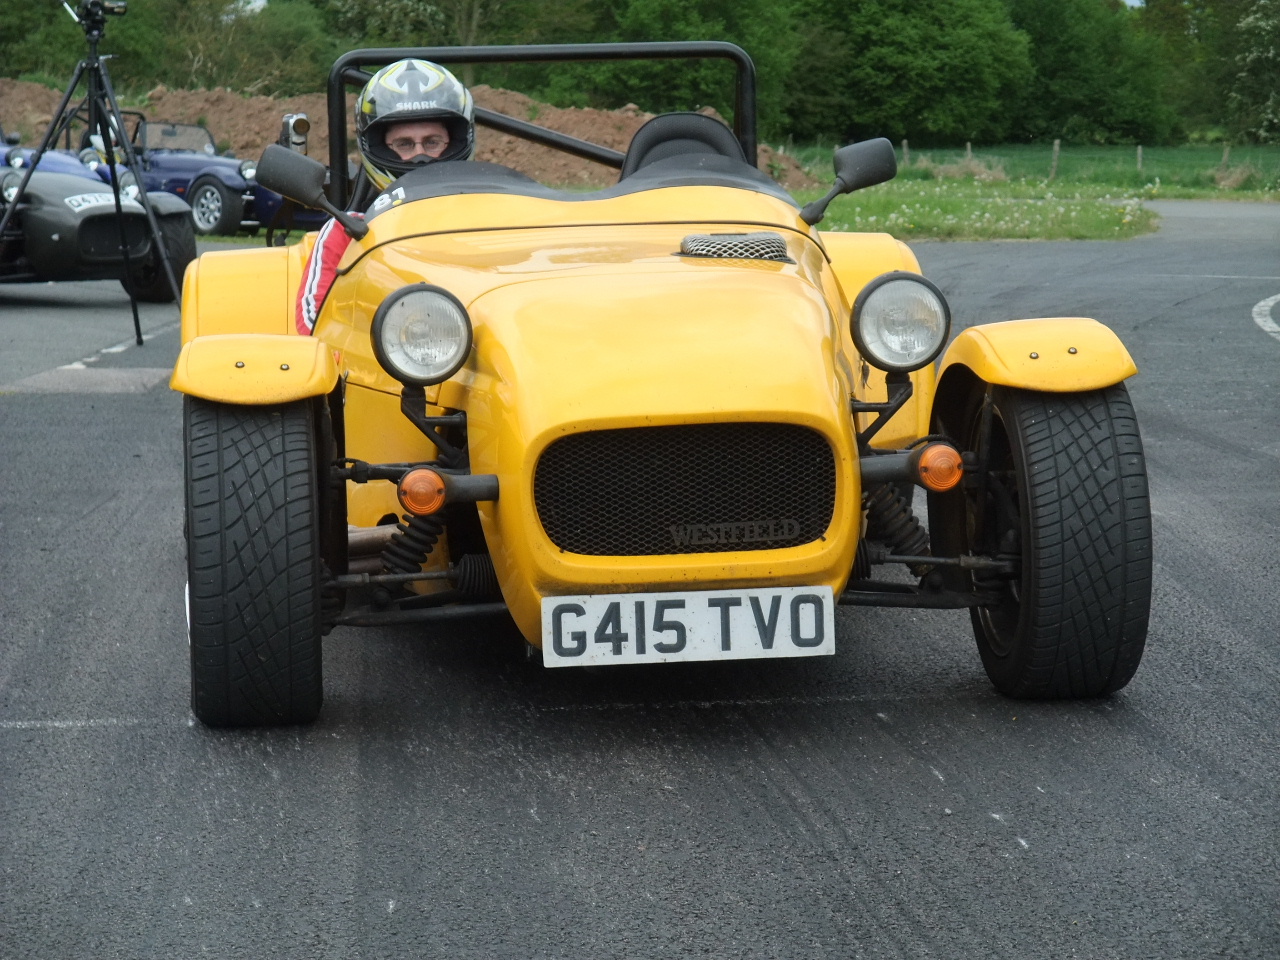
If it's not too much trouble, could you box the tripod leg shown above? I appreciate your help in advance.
[0,61,88,239]
[96,117,144,346]
[96,60,183,310]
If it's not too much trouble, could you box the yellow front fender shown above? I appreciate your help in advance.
[938,318,1137,392]
[171,334,339,405]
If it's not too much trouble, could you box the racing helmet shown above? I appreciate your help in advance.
[356,59,475,189]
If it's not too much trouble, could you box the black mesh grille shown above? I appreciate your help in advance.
[79,214,149,261]
[534,423,836,556]
[679,231,793,263]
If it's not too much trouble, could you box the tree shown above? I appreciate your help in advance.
[1230,0,1280,140]
[1006,0,1178,143]
[786,0,1032,144]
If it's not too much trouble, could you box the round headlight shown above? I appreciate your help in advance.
[1,171,21,203]
[8,152,24,169]
[852,272,951,373]
[372,284,472,386]
[238,159,257,182]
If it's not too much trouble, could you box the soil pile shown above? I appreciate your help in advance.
[0,78,816,190]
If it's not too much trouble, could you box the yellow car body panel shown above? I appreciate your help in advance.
[178,236,316,343]
[170,333,339,404]
[939,317,1138,392]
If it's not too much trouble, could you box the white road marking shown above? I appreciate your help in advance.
[1146,274,1280,281]
[0,718,152,730]
[2,367,173,393]
[1017,838,1029,849]
[1251,294,1280,342]
[1,320,180,393]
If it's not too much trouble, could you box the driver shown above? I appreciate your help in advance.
[296,58,475,335]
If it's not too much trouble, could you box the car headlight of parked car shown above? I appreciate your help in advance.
[1,169,21,202]
[852,272,951,373]
[238,159,257,182]
[372,284,473,386]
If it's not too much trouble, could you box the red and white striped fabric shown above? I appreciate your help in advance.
[295,215,362,335]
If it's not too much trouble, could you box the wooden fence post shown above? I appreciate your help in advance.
[965,141,972,160]
[1137,145,1143,172]
[902,139,910,166]
[1049,139,1060,182]
[1221,144,1231,167]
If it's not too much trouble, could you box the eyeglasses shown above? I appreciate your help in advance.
[388,136,449,155]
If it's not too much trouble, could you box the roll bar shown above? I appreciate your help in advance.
[325,42,758,207]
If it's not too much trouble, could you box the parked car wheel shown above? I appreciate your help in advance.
[188,176,242,235]
[184,397,326,726]
[120,214,197,303]
[934,384,1151,699]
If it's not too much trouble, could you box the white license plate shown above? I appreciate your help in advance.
[541,586,834,667]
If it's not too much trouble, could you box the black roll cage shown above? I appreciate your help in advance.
[325,42,758,208]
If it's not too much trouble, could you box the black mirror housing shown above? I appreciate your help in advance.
[800,137,898,226]
[257,143,327,207]
[833,138,897,193]
[256,143,367,239]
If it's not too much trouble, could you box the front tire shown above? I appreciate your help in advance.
[932,384,1152,698]
[184,397,326,726]
[188,177,241,235]
[120,214,196,303]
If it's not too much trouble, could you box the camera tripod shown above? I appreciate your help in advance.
[0,0,181,344]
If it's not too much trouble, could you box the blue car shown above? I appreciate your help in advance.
[1,120,103,201]
[98,116,330,238]
[92,117,261,235]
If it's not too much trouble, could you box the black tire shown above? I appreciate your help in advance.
[188,177,242,235]
[120,214,196,303]
[184,397,325,726]
[931,384,1151,698]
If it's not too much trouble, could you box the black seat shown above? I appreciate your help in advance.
[619,112,748,179]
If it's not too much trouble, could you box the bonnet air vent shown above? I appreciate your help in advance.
[678,231,793,263]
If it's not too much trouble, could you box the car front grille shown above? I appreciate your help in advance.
[79,213,149,261]
[533,422,836,556]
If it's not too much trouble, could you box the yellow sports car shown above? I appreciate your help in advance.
[173,43,1152,726]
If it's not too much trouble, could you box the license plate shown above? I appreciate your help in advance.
[541,586,834,667]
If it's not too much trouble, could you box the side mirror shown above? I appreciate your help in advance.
[256,143,367,239]
[800,137,897,226]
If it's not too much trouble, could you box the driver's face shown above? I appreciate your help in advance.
[385,120,450,161]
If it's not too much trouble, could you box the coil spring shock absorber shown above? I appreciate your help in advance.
[453,553,500,600]
[380,513,445,573]
[864,483,930,570]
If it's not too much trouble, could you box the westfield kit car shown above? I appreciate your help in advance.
[173,43,1153,727]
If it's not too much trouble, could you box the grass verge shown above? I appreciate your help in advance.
[796,178,1159,241]
[787,142,1278,240]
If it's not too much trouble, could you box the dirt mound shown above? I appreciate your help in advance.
[0,78,816,190]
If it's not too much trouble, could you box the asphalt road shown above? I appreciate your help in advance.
[1,207,1277,959]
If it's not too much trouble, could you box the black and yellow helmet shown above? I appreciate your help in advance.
[355,59,475,189]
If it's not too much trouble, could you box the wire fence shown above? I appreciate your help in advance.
[786,141,1280,192]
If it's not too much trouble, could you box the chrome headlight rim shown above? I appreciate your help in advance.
[371,283,473,387]
[851,271,952,374]
[238,159,257,183]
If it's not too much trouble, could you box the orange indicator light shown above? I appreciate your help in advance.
[916,444,964,492]
[398,468,447,515]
